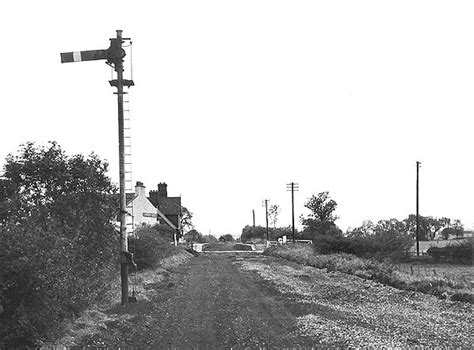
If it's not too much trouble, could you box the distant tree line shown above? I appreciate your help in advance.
[240,191,466,259]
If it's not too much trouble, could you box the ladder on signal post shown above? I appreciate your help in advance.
[108,43,135,233]
[124,96,133,194]
[123,94,135,233]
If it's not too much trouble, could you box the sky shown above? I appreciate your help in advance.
[1,1,473,236]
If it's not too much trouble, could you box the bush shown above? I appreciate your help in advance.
[0,217,118,348]
[451,293,473,303]
[200,234,219,244]
[265,244,473,303]
[220,234,235,242]
[235,243,253,251]
[0,143,118,348]
[311,230,413,261]
[241,225,293,242]
[241,225,267,242]
[427,238,472,264]
[128,224,180,271]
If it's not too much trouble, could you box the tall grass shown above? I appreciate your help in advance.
[265,244,473,303]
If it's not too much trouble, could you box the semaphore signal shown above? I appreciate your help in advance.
[61,38,124,64]
[60,30,134,305]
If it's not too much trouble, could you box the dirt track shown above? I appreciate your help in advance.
[75,252,473,348]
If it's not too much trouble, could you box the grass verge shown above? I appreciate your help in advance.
[264,244,473,303]
[41,249,193,348]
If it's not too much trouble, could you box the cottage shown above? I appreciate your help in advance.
[124,181,158,234]
[119,181,183,240]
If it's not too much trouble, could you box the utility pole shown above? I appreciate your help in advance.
[416,161,421,256]
[263,200,269,241]
[61,30,134,305]
[252,209,255,227]
[286,182,299,243]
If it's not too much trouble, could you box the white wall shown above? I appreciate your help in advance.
[126,184,158,233]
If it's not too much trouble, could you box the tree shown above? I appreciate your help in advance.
[347,220,375,238]
[0,142,118,348]
[1,142,116,230]
[184,229,202,242]
[440,219,464,239]
[225,234,235,242]
[403,215,460,241]
[451,219,464,238]
[241,225,267,242]
[302,192,338,224]
[268,204,280,228]
[180,206,194,233]
[201,234,218,244]
[300,192,339,236]
[375,218,406,236]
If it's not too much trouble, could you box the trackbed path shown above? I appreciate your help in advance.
[76,253,473,348]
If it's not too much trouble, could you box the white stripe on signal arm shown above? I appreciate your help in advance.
[73,51,82,62]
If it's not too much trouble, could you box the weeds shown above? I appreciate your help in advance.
[265,244,473,303]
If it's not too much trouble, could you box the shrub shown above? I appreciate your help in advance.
[0,217,118,348]
[241,225,293,242]
[241,225,267,242]
[451,293,473,303]
[220,234,235,242]
[200,234,219,244]
[311,229,413,261]
[427,238,472,264]
[128,224,180,270]
[265,244,473,303]
[0,143,118,348]
[235,243,253,251]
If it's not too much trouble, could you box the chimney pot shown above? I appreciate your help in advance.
[135,181,146,197]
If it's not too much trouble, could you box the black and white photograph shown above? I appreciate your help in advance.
[0,1,472,348]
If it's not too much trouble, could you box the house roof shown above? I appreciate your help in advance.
[111,193,138,207]
[126,193,137,205]
[155,197,181,216]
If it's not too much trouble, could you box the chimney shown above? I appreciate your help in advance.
[135,181,146,197]
[158,182,168,197]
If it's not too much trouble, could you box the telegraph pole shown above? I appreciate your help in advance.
[61,30,134,305]
[263,200,269,241]
[416,161,421,256]
[252,209,255,227]
[286,182,299,243]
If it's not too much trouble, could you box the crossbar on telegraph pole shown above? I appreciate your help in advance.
[61,30,134,305]
[286,182,299,243]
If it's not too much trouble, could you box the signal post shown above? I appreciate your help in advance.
[61,30,134,305]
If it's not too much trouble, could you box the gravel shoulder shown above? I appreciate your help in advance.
[238,254,473,348]
[70,253,472,348]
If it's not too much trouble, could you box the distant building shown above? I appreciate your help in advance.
[125,181,158,234]
[149,182,182,231]
[117,181,183,237]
